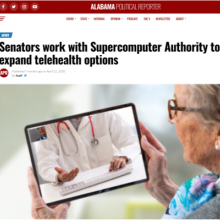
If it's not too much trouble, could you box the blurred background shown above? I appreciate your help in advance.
[0,85,205,219]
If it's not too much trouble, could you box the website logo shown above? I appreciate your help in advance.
[0,68,9,78]
[91,4,115,10]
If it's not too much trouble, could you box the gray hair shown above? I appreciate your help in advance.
[187,85,220,126]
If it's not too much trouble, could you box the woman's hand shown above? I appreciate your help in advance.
[139,121,179,207]
[28,167,71,219]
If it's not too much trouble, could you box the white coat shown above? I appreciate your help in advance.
[37,111,140,183]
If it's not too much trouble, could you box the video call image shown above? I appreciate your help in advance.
[29,126,47,142]
[28,107,147,204]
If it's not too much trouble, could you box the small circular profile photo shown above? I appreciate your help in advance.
[29,126,47,143]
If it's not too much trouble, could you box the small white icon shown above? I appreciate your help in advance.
[22,5,26,9]
[2,4,4,9]
[12,5,16,8]
[33,5,37,8]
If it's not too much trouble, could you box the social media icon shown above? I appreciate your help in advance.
[24,74,27,77]
[0,3,8,11]
[20,3,28,11]
[10,3,18,11]
[31,3,39,11]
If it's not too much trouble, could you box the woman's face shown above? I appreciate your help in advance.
[169,85,216,167]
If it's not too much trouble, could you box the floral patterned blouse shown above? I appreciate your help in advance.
[163,173,219,219]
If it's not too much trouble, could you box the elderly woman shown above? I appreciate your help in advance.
[27,84,220,219]
[140,84,220,218]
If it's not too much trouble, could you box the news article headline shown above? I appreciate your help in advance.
[0,41,219,67]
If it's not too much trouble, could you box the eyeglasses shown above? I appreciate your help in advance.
[168,99,201,120]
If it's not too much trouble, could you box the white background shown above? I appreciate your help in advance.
[0,14,220,84]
